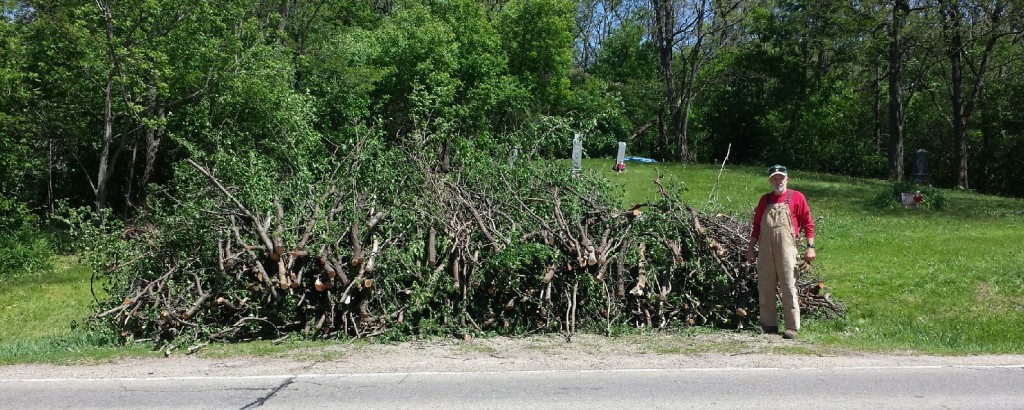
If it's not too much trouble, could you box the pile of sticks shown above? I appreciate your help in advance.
[92,159,844,346]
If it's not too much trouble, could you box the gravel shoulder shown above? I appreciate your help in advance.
[3,332,1023,380]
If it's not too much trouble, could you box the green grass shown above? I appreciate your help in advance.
[590,159,1024,353]
[0,257,155,364]
[0,257,98,345]
[2,161,1022,360]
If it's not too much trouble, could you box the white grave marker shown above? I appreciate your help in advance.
[508,146,519,168]
[571,133,583,174]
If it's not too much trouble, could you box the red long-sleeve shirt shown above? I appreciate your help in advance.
[750,189,815,241]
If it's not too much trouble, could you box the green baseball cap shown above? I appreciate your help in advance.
[768,165,788,177]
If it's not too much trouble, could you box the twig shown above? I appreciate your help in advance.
[708,143,731,204]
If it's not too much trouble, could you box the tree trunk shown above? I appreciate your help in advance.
[437,137,452,173]
[678,1,708,164]
[425,226,437,268]
[978,94,993,192]
[657,113,669,162]
[940,0,1006,189]
[654,0,682,162]
[946,8,969,189]
[142,106,164,207]
[277,0,291,33]
[143,75,160,193]
[96,0,118,222]
[887,1,908,181]
[874,66,883,154]
[129,75,163,210]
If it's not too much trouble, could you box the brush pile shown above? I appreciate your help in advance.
[90,157,844,348]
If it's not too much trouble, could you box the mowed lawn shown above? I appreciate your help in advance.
[0,258,145,363]
[589,159,1024,353]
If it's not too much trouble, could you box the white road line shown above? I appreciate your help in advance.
[2,364,1022,383]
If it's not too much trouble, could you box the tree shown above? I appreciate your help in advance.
[935,0,1018,188]
[16,0,233,219]
[574,0,650,69]
[0,7,40,200]
[885,0,929,181]
[650,0,742,163]
[677,0,744,163]
[652,0,680,161]
[589,19,662,154]
[497,0,576,114]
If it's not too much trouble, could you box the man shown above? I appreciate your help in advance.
[745,165,816,340]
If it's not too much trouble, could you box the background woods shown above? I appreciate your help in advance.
[3,0,1023,214]
[0,0,1019,344]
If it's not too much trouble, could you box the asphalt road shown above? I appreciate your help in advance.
[2,364,1023,409]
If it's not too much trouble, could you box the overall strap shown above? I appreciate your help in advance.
[784,190,793,205]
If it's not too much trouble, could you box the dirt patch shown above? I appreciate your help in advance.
[2,333,1023,379]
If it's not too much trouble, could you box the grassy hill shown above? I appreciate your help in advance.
[2,159,1022,362]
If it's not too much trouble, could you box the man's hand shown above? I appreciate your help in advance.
[804,248,816,262]
[745,247,756,265]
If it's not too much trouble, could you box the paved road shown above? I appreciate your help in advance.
[2,364,1023,409]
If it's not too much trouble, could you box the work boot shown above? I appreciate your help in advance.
[761,325,778,334]
[783,328,798,340]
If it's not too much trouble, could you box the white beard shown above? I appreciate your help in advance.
[772,184,787,194]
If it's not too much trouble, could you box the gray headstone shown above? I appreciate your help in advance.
[616,142,626,164]
[911,149,930,184]
[571,134,583,173]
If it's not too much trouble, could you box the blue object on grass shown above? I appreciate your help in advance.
[623,156,657,163]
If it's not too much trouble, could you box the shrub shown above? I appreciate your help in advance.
[872,181,946,210]
[0,195,54,279]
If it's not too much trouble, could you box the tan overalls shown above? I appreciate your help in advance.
[757,191,800,331]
